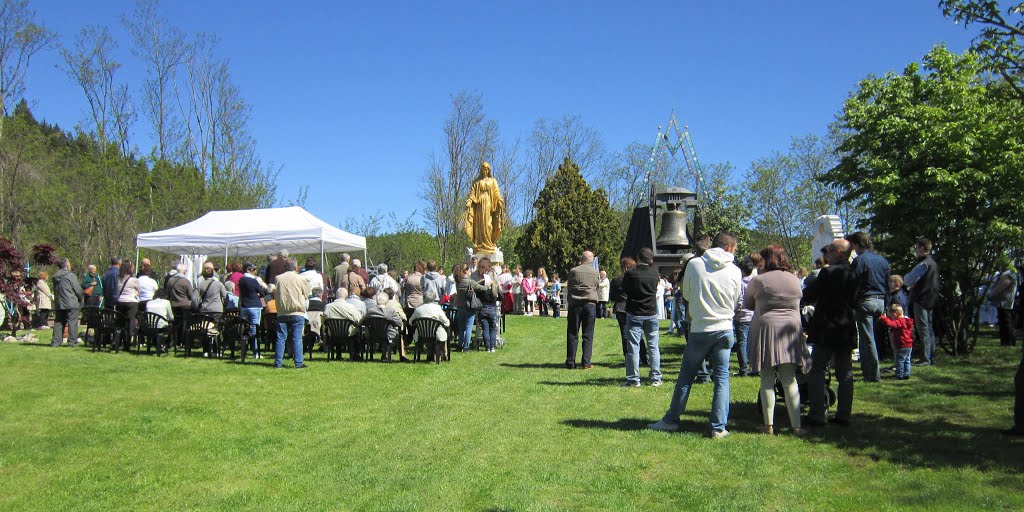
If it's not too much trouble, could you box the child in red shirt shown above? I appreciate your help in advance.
[879,304,915,380]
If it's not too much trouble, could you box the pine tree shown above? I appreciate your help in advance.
[516,158,621,276]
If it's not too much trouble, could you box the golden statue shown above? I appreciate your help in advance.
[464,162,506,254]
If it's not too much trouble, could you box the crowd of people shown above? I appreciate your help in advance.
[12,230,1024,436]
[558,231,949,438]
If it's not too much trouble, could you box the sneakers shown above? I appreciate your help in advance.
[710,429,730,440]
[621,381,641,388]
[647,420,679,432]
[650,380,663,387]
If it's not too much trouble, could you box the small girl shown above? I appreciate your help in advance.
[879,304,914,380]
[536,268,549,317]
[522,270,537,316]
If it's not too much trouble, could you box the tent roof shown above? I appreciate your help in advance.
[136,206,366,256]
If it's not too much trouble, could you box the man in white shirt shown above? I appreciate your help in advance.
[649,232,742,439]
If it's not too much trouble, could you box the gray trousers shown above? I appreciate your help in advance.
[51,308,80,347]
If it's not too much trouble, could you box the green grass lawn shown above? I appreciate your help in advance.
[2,316,1023,511]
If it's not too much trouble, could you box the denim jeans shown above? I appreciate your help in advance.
[856,296,885,381]
[478,305,499,350]
[895,347,913,379]
[459,306,477,349]
[734,321,751,375]
[913,303,935,364]
[625,313,662,384]
[661,329,735,432]
[275,315,305,367]
[240,307,262,355]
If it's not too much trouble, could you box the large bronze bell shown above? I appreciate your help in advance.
[656,205,690,251]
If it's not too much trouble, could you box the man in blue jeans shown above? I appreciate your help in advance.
[905,238,940,365]
[622,248,662,387]
[649,232,743,438]
[273,259,311,369]
[846,231,890,382]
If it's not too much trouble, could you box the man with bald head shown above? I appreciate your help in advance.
[566,250,600,369]
[802,239,860,427]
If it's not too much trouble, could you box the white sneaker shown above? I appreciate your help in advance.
[647,420,679,432]
[710,429,731,440]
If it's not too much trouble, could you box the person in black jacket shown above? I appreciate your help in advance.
[610,257,647,366]
[803,239,860,426]
[621,248,663,387]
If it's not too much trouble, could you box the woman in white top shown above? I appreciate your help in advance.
[655,275,667,320]
[115,261,141,347]
[33,271,54,328]
[137,272,158,306]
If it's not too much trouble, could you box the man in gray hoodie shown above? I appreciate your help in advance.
[649,232,742,439]
[50,259,84,347]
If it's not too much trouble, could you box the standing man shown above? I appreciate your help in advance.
[101,257,120,309]
[264,249,289,285]
[333,253,351,293]
[649,232,742,438]
[273,259,311,369]
[988,261,1018,346]
[905,238,941,366]
[803,239,860,426]
[566,251,600,369]
[164,263,195,348]
[622,248,662,387]
[81,264,103,308]
[846,231,890,382]
[50,259,84,347]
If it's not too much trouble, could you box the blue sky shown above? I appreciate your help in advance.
[26,1,973,232]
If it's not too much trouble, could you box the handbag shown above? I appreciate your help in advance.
[468,289,484,311]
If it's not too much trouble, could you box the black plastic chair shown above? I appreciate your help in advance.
[136,311,171,355]
[92,309,129,353]
[411,317,447,364]
[184,314,220,358]
[219,315,254,361]
[81,306,102,347]
[260,312,278,354]
[362,316,397,362]
[321,318,360,361]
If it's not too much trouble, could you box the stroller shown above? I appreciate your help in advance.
[755,305,837,411]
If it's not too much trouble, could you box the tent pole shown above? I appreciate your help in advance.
[224,245,228,270]
[320,240,325,270]
[135,248,139,275]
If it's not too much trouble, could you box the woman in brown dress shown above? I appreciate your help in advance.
[744,245,810,436]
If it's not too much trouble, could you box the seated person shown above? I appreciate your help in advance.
[410,289,451,359]
[145,289,174,328]
[346,287,367,317]
[364,291,409,362]
[324,288,364,336]
[223,281,240,311]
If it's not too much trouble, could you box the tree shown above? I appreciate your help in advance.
[941,1,1024,101]
[821,45,1024,354]
[122,0,187,161]
[0,0,55,136]
[523,114,606,223]
[420,90,494,265]
[516,157,620,277]
[698,162,752,256]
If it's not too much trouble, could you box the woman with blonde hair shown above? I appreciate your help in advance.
[536,267,549,317]
[33,271,54,329]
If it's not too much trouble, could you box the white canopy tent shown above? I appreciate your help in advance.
[135,206,366,268]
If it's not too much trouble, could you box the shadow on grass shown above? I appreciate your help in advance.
[799,413,1024,474]
[538,377,624,387]
[500,362,567,369]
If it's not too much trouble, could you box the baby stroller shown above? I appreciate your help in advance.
[755,305,837,411]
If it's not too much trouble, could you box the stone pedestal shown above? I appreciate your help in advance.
[467,247,504,268]
[812,215,844,260]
